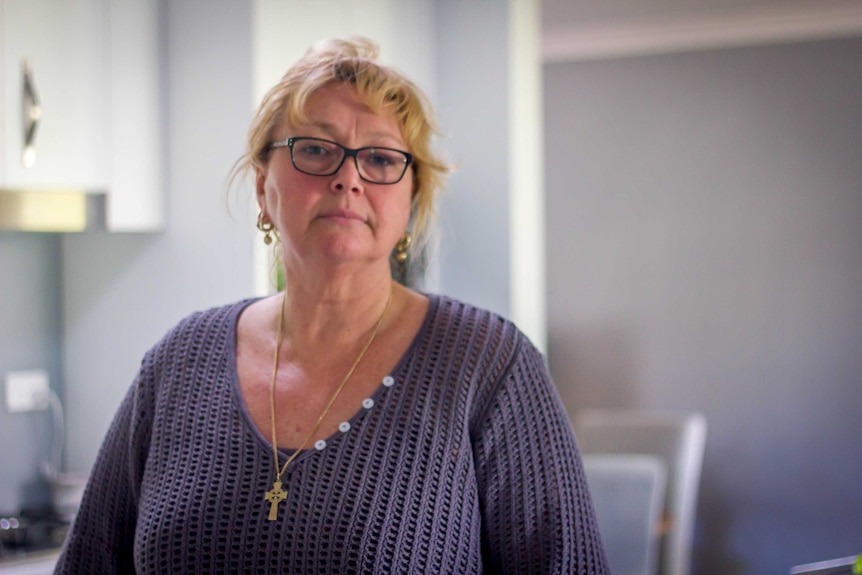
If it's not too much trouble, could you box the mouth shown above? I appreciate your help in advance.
[318,208,366,224]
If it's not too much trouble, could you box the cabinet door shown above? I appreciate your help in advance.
[105,0,163,231]
[1,0,107,191]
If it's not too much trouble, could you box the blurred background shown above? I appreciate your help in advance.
[1,0,860,573]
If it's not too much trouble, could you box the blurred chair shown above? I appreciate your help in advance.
[582,453,667,575]
[574,409,707,575]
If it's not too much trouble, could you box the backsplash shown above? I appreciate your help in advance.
[0,232,64,512]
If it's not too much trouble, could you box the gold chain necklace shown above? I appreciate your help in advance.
[264,289,393,521]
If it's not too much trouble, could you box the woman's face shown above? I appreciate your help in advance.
[256,83,413,274]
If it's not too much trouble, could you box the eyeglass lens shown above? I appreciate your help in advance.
[290,138,409,184]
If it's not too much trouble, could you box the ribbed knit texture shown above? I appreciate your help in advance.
[54,295,609,574]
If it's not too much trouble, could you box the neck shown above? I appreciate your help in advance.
[278,261,395,350]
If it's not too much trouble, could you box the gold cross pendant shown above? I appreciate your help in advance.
[264,479,287,521]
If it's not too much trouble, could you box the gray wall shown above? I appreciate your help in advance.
[544,37,862,574]
[435,1,511,318]
[0,233,62,511]
[61,0,255,472]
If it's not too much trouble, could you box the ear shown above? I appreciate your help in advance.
[255,168,267,212]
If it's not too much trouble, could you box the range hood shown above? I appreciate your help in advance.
[0,189,106,233]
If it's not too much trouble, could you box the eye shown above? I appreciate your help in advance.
[365,149,402,167]
[297,143,332,157]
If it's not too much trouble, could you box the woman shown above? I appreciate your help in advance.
[55,37,609,574]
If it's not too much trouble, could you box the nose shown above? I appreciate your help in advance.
[330,155,364,193]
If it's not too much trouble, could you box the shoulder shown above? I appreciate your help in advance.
[422,294,540,383]
[427,294,514,334]
[141,298,257,375]
[427,294,531,350]
[169,298,257,339]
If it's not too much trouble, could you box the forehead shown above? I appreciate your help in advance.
[290,83,404,143]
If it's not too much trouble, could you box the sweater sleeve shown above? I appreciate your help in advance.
[53,353,156,575]
[472,336,610,575]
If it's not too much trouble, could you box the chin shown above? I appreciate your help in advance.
[317,241,372,263]
[304,233,388,267]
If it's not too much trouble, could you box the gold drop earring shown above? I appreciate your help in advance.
[394,231,412,263]
[257,212,275,245]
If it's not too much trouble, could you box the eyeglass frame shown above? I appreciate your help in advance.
[268,136,414,185]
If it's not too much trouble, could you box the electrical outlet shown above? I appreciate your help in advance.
[4,369,51,413]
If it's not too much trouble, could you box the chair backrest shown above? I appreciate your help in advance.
[574,410,707,575]
[582,454,667,575]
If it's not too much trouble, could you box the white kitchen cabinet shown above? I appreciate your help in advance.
[0,0,163,231]
[1,0,106,191]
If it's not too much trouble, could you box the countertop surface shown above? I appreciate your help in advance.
[0,548,60,575]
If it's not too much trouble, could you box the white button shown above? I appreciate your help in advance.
[382,375,395,387]
[362,398,374,409]
[314,439,327,450]
[339,421,351,433]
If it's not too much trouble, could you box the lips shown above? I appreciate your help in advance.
[318,208,365,223]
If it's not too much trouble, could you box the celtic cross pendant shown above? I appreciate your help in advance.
[264,479,287,521]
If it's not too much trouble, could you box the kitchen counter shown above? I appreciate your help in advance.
[0,512,67,574]
[0,548,60,574]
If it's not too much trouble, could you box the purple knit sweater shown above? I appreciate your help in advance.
[55,294,609,574]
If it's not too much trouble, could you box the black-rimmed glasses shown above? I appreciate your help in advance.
[269,137,413,185]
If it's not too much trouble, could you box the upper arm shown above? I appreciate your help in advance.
[472,339,609,575]
[54,357,155,575]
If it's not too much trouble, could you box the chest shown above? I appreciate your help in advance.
[237,340,405,449]
[137,365,484,574]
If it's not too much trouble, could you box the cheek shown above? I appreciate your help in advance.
[390,200,413,241]
[261,177,284,222]
[401,175,417,224]
[381,184,413,227]
[262,166,307,213]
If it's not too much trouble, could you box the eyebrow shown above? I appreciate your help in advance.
[304,121,405,148]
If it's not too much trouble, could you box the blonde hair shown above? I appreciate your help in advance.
[230,36,450,257]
